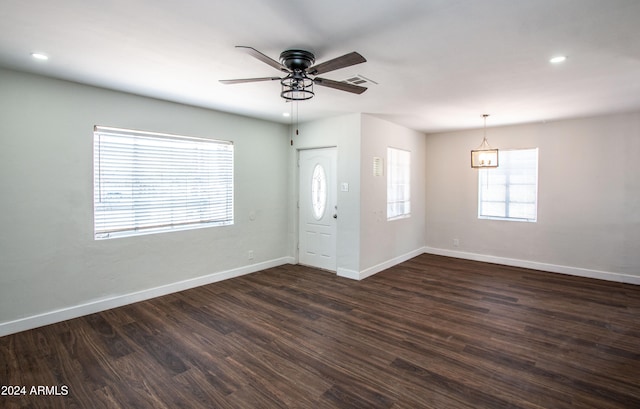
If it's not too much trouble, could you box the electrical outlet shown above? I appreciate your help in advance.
[453,238,459,247]
[248,250,254,260]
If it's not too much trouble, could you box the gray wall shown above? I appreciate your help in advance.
[290,113,427,279]
[424,112,640,282]
[3,66,638,335]
[360,114,426,276]
[288,113,363,274]
[0,68,291,329]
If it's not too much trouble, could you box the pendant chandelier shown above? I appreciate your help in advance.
[471,114,498,168]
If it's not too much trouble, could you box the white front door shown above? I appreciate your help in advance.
[298,148,337,271]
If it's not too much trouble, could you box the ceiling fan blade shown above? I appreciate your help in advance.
[219,77,281,85]
[313,77,367,94]
[307,52,366,75]
[236,46,289,73]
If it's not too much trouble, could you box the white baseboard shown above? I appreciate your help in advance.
[337,247,427,281]
[5,249,634,337]
[336,267,360,280]
[424,247,640,285]
[0,257,294,337]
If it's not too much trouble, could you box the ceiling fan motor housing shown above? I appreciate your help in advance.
[280,50,315,71]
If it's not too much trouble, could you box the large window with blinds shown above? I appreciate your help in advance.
[387,147,411,220]
[93,126,234,239]
[478,148,538,222]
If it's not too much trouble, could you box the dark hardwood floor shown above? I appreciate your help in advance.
[2,254,639,408]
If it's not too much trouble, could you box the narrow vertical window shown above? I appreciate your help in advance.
[311,163,327,220]
[93,126,234,239]
[479,148,538,222]
[387,147,411,220]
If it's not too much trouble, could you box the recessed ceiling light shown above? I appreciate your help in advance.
[282,112,290,117]
[31,52,49,60]
[549,55,567,64]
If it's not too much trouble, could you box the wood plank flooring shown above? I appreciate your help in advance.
[1,254,639,408]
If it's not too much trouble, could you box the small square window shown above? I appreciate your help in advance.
[478,148,538,222]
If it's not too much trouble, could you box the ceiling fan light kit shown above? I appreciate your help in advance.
[279,50,316,101]
[281,78,314,100]
[220,46,367,101]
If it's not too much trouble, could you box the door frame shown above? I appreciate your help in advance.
[296,146,338,271]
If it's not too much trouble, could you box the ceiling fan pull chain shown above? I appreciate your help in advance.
[290,101,295,146]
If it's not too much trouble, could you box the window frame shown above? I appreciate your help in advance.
[478,148,538,223]
[387,146,411,221]
[93,126,234,240]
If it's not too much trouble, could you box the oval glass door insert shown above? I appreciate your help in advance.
[311,163,327,220]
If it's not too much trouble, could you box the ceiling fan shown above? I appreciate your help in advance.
[219,46,367,101]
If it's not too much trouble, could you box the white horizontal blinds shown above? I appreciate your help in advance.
[93,126,233,239]
[479,148,538,222]
[387,147,411,220]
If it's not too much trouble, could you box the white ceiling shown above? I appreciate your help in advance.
[1,0,640,133]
